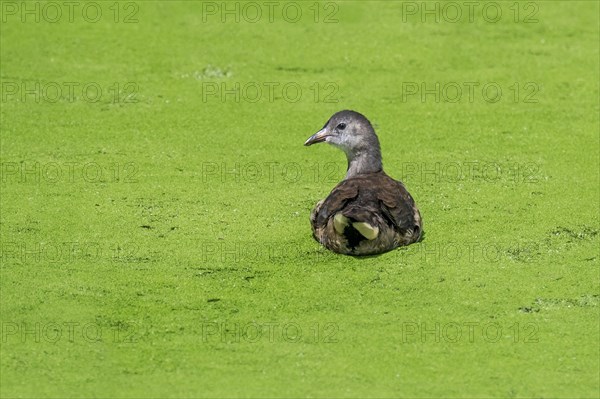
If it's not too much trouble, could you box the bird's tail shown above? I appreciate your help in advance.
[338,207,381,240]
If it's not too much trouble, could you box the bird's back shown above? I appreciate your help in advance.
[311,171,422,255]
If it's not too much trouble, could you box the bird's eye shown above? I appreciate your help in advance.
[337,123,346,130]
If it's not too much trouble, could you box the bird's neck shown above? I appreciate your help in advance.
[345,149,383,179]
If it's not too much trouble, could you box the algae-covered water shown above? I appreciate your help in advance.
[1,1,598,397]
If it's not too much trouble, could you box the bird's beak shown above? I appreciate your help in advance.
[304,128,329,146]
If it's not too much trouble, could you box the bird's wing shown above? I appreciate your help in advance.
[315,173,419,235]
[315,180,359,227]
[376,177,419,232]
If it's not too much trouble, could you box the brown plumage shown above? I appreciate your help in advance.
[305,110,422,256]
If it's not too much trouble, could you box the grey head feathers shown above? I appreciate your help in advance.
[304,110,383,179]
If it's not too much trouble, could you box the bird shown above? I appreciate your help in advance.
[304,110,422,256]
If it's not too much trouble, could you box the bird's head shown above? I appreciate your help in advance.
[304,110,380,157]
